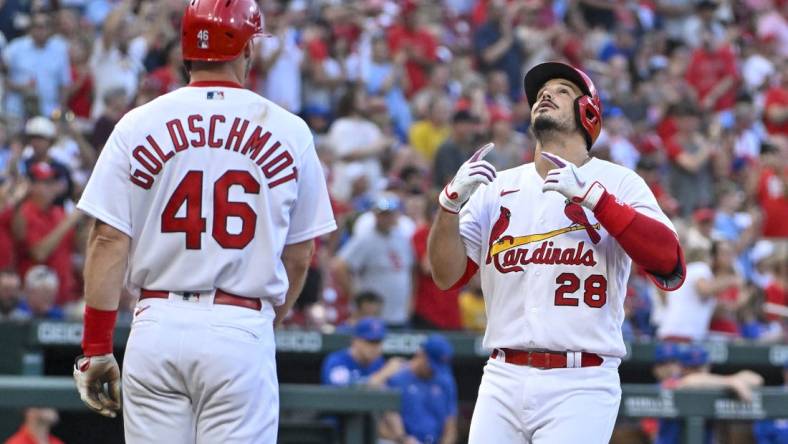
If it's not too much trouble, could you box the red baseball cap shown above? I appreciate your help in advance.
[29,162,56,181]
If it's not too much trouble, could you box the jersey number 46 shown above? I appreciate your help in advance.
[161,170,258,249]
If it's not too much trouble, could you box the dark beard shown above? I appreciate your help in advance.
[532,114,563,139]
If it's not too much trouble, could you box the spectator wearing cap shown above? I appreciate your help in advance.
[321,317,403,388]
[408,96,453,164]
[21,117,74,206]
[663,103,715,217]
[652,342,682,384]
[12,162,81,306]
[750,240,788,327]
[380,334,458,444]
[433,110,483,188]
[2,11,71,124]
[332,193,415,327]
[657,344,764,444]
[753,360,788,444]
[15,265,64,320]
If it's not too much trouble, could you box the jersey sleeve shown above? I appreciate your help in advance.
[77,122,132,236]
[285,140,337,244]
[458,186,489,265]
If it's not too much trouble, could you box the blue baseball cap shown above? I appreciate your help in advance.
[353,317,387,342]
[679,345,709,367]
[654,342,681,364]
[421,334,453,373]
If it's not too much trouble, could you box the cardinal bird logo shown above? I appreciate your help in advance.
[564,202,601,244]
[487,206,511,264]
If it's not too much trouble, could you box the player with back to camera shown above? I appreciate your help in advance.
[71,0,336,443]
[428,61,687,443]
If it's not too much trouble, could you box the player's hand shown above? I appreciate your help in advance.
[541,151,606,211]
[439,143,497,214]
[74,354,122,418]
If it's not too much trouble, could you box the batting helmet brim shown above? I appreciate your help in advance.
[524,62,593,108]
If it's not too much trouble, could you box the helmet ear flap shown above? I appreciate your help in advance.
[574,95,602,150]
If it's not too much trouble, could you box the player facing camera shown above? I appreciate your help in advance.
[429,61,685,443]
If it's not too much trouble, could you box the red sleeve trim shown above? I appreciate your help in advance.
[646,242,687,292]
[594,191,686,291]
[448,258,479,291]
[593,191,636,236]
[82,306,118,356]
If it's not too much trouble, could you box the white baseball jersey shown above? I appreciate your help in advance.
[460,157,675,358]
[78,83,337,304]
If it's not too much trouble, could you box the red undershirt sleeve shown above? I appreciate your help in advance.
[593,192,686,291]
[448,258,479,291]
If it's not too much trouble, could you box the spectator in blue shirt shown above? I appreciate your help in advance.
[321,317,403,387]
[2,12,71,124]
[753,361,788,444]
[380,334,458,444]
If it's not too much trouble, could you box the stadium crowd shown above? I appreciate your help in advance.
[0,0,786,345]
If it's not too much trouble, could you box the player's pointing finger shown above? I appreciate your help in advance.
[470,143,495,162]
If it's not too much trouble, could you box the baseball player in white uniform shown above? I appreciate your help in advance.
[72,1,336,443]
[428,62,686,443]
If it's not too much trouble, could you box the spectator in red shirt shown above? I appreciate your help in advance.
[386,3,438,97]
[412,219,462,330]
[12,162,82,305]
[754,142,788,239]
[763,66,788,137]
[65,38,93,120]
[145,41,187,97]
[4,408,63,444]
[684,30,739,113]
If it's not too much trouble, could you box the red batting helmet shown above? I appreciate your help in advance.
[524,62,603,150]
[181,0,265,62]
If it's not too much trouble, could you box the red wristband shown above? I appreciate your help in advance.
[82,306,118,356]
[593,191,636,237]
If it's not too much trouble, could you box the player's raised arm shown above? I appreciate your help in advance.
[541,151,686,290]
[428,143,495,289]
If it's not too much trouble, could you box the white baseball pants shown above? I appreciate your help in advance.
[468,354,621,444]
[122,293,278,444]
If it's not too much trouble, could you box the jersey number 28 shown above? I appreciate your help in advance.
[161,170,258,249]
[554,273,607,308]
